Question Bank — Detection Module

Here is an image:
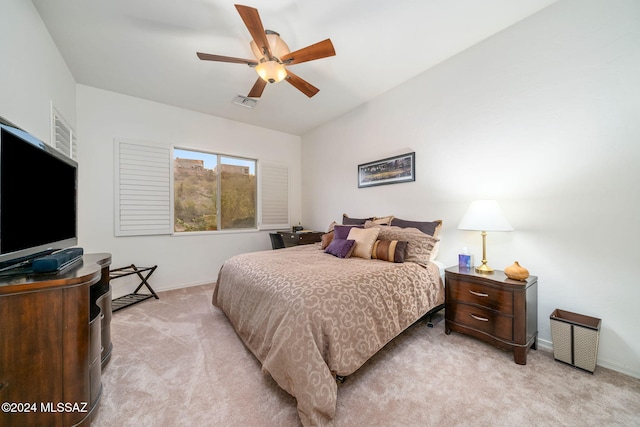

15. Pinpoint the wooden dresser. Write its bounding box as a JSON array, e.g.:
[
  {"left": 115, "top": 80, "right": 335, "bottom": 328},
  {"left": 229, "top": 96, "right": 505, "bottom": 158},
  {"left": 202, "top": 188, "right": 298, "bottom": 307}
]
[
  {"left": 0, "top": 253, "right": 112, "bottom": 427},
  {"left": 445, "top": 266, "right": 538, "bottom": 365}
]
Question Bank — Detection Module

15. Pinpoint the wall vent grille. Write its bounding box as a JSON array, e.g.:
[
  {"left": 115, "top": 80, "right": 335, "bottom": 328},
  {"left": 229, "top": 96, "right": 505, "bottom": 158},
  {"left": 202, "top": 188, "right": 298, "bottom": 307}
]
[{"left": 51, "top": 105, "right": 77, "bottom": 160}]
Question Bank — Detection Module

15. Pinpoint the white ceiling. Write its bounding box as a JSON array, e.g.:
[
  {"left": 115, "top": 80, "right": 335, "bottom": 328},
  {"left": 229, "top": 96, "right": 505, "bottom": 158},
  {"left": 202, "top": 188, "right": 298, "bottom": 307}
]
[{"left": 32, "top": 0, "right": 556, "bottom": 136}]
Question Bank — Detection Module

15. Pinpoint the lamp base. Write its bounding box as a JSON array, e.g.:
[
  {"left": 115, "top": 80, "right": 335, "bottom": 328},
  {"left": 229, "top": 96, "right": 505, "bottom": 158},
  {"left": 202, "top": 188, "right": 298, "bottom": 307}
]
[{"left": 475, "top": 263, "right": 494, "bottom": 274}]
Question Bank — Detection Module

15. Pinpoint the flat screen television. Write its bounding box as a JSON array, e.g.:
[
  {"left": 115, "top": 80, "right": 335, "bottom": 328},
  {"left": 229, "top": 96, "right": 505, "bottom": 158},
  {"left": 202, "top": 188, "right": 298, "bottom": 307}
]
[{"left": 0, "top": 123, "right": 78, "bottom": 270}]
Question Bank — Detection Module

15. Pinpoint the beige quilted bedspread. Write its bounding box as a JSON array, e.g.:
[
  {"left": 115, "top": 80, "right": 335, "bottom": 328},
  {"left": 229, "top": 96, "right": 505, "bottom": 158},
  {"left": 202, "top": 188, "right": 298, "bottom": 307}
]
[{"left": 212, "top": 244, "right": 444, "bottom": 426}]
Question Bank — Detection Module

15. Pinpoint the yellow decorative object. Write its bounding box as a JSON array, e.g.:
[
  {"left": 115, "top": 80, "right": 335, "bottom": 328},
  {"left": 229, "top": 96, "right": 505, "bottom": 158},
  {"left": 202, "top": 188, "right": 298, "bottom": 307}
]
[{"left": 504, "top": 261, "right": 529, "bottom": 281}]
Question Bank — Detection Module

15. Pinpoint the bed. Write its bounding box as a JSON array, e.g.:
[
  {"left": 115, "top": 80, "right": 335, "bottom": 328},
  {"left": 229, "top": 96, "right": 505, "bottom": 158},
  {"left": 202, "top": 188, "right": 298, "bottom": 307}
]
[{"left": 212, "top": 219, "right": 445, "bottom": 426}]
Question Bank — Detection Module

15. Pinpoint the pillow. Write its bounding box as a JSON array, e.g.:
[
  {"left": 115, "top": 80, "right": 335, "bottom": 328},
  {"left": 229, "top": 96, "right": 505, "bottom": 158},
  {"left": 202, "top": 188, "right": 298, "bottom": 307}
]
[
  {"left": 372, "top": 240, "right": 408, "bottom": 263},
  {"left": 365, "top": 224, "right": 438, "bottom": 264},
  {"left": 372, "top": 215, "right": 394, "bottom": 225},
  {"left": 333, "top": 224, "right": 362, "bottom": 240},
  {"left": 429, "top": 240, "right": 441, "bottom": 261},
  {"left": 320, "top": 231, "right": 334, "bottom": 250},
  {"left": 385, "top": 218, "right": 443, "bottom": 260},
  {"left": 390, "top": 217, "right": 442, "bottom": 237},
  {"left": 346, "top": 227, "right": 380, "bottom": 259},
  {"left": 342, "top": 213, "right": 373, "bottom": 225},
  {"left": 325, "top": 239, "right": 356, "bottom": 258}
]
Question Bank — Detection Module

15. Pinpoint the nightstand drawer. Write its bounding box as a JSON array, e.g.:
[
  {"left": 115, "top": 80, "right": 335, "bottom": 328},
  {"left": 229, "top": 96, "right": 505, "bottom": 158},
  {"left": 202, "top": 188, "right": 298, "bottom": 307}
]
[
  {"left": 448, "top": 278, "right": 513, "bottom": 314},
  {"left": 279, "top": 231, "right": 323, "bottom": 247},
  {"left": 449, "top": 303, "right": 513, "bottom": 342}
]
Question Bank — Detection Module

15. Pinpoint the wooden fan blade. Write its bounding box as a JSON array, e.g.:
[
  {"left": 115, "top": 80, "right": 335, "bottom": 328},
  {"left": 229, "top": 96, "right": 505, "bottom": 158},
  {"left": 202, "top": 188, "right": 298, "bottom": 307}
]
[
  {"left": 235, "top": 4, "right": 272, "bottom": 59},
  {"left": 197, "top": 52, "right": 257, "bottom": 66},
  {"left": 248, "top": 77, "right": 267, "bottom": 98},
  {"left": 280, "top": 39, "right": 336, "bottom": 65},
  {"left": 285, "top": 70, "right": 320, "bottom": 98}
]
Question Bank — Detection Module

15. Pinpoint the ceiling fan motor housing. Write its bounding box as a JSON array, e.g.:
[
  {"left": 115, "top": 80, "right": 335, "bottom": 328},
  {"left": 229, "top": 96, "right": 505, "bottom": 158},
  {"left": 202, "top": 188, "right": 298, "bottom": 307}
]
[{"left": 250, "top": 30, "right": 290, "bottom": 61}]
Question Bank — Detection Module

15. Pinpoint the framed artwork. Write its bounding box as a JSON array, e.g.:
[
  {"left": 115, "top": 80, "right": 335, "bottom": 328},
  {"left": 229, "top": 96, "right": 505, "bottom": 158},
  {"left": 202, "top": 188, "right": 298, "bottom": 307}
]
[{"left": 358, "top": 152, "right": 415, "bottom": 188}]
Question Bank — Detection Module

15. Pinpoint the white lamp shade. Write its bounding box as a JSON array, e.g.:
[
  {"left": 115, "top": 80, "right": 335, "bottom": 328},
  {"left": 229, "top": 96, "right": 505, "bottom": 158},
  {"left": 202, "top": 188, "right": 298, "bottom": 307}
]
[{"left": 457, "top": 200, "right": 513, "bottom": 232}]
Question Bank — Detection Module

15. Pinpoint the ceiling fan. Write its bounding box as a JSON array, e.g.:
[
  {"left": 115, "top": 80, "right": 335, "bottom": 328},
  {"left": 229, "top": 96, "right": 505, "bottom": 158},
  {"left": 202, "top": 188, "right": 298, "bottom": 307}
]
[{"left": 197, "top": 4, "right": 336, "bottom": 98}]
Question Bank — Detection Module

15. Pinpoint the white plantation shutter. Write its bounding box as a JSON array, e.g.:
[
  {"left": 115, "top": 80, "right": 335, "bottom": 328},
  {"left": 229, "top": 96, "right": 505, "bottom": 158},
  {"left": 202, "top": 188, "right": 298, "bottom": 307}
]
[
  {"left": 260, "top": 162, "right": 289, "bottom": 230},
  {"left": 115, "top": 139, "right": 173, "bottom": 236}
]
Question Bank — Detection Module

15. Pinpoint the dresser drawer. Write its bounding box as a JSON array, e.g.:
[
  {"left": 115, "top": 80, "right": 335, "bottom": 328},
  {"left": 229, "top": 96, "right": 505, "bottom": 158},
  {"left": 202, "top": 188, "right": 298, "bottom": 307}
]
[
  {"left": 448, "top": 278, "right": 513, "bottom": 314},
  {"left": 449, "top": 302, "right": 513, "bottom": 342}
]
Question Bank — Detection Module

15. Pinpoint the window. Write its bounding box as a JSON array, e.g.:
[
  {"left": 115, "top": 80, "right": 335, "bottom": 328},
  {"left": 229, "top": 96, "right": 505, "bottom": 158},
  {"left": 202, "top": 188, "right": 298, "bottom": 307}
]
[
  {"left": 115, "top": 140, "right": 286, "bottom": 236},
  {"left": 174, "top": 148, "right": 257, "bottom": 232}
]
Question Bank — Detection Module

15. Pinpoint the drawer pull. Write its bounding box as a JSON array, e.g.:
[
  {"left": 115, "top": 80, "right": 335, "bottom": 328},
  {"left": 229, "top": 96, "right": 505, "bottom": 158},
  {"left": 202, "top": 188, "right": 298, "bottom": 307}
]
[
  {"left": 469, "top": 313, "right": 489, "bottom": 322},
  {"left": 469, "top": 289, "right": 489, "bottom": 297}
]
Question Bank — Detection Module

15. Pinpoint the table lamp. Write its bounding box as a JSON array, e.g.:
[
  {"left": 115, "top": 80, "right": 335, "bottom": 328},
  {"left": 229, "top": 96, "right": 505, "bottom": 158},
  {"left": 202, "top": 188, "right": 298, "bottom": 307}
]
[{"left": 457, "top": 200, "right": 513, "bottom": 273}]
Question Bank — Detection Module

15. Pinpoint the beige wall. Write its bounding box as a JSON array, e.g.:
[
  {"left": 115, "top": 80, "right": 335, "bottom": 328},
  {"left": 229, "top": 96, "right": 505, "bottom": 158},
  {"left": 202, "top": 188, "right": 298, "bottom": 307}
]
[
  {"left": 0, "top": 0, "right": 75, "bottom": 141},
  {"left": 76, "top": 85, "right": 302, "bottom": 296},
  {"left": 301, "top": 0, "right": 640, "bottom": 378}
]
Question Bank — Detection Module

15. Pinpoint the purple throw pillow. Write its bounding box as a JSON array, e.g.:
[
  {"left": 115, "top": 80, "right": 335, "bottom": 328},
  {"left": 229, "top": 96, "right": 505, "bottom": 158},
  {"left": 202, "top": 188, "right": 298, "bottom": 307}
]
[
  {"left": 325, "top": 239, "right": 356, "bottom": 258},
  {"left": 333, "top": 225, "right": 362, "bottom": 240}
]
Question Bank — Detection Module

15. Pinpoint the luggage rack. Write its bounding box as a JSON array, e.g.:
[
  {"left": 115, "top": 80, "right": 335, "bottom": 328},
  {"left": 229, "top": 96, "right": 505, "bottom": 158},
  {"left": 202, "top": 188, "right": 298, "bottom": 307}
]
[{"left": 110, "top": 264, "right": 158, "bottom": 312}]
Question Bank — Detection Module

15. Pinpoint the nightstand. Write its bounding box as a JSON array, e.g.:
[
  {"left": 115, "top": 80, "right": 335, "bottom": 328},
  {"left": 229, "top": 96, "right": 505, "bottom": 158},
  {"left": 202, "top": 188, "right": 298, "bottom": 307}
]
[
  {"left": 445, "top": 266, "right": 538, "bottom": 365},
  {"left": 277, "top": 231, "right": 324, "bottom": 247}
]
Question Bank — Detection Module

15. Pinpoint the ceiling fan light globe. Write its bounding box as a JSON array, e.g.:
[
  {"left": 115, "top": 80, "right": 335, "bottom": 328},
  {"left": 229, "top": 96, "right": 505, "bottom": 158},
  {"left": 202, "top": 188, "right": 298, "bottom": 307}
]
[
  {"left": 250, "top": 32, "right": 290, "bottom": 61},
  {"left": 256, "top": 61, "right": 287, "bottom": 83}
]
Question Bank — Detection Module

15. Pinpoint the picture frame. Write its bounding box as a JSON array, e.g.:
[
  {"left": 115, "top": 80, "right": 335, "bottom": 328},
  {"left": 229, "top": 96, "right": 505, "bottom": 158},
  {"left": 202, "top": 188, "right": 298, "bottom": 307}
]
[{"left": 358, "top": 152, "right": 415, "bottom": 188}]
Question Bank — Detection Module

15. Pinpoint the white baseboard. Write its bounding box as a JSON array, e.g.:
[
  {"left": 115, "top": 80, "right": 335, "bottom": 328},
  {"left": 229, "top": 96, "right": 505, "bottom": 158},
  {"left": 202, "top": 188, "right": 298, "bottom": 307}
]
[
  {"left": 156, "top": 280, "right": 214, "bottom": 292},
  {"left": 537, "top": 337, "right": 553, "bottom": 351},
  {"left": 537, "top": 337, "right": 640, "bottom": 379},
  {"left": 111, "top": 279, "right": 214, "bottom": 299},
  {"left": 596, "top": 358, "right": 640, "bottom": 379}
]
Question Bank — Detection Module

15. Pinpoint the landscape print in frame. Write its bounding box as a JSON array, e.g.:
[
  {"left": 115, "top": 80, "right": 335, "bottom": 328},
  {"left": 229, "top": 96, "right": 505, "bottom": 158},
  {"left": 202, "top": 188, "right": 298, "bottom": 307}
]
[{"left": 358, "top": 152, "right": 415, "bottom": 188}]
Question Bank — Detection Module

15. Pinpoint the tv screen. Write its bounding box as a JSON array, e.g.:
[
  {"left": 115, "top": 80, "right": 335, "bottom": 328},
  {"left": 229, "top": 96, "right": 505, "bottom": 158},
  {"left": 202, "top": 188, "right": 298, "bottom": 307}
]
[{"left": 0, "top": 124, "right": 78, "bottom": 268}]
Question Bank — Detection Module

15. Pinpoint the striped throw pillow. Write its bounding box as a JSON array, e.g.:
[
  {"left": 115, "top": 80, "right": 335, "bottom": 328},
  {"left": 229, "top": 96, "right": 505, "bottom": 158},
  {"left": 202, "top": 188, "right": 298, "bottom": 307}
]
[{"left": 371, "top": 240, "right": 408, "bottom": 263}]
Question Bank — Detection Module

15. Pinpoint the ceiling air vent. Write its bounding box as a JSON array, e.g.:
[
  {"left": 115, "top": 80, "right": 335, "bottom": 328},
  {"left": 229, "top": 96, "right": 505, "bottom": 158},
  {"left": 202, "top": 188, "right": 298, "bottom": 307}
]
[{"left": 232, "top": 95, "right": 258, "bottom": 109}]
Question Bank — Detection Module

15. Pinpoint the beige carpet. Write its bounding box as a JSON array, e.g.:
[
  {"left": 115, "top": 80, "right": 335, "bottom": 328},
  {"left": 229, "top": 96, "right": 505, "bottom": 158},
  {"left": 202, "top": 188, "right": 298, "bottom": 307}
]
[{"left": 92, "top": 285, "right": 640, "bottom": 426}]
